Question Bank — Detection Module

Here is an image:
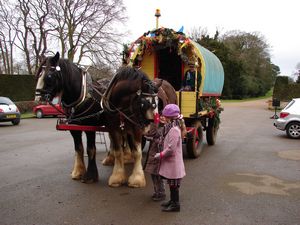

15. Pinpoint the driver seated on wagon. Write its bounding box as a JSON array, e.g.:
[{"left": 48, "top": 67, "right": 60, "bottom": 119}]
[{"left": 181, "top": 63, "right": 201, "bottom": 91}]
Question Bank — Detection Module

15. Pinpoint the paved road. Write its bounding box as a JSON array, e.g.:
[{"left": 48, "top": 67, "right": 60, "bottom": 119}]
[{"left": 0, "top": 99, "right": 299, "bottom": 225}]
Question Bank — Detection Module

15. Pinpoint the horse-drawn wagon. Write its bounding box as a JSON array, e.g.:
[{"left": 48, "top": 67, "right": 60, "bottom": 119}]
[
  {"left": 123, "top": 27, "right": 224, "bottom": 158},
  {"left": 34, "top": 16, "right": 224, "bottom": 188}
]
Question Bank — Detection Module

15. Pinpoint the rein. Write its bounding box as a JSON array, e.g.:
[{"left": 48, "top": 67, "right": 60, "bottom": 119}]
[{"left": 102, "top": 94, "right": 144, "bottom": 129}]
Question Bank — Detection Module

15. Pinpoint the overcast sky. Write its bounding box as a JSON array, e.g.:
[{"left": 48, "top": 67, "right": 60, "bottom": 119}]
[{"left": 122, "top": 0, "right": 300, "bottom": 77}]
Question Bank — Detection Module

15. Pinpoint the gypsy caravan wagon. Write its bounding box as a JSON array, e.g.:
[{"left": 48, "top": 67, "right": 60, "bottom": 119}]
[{"left": 123, "top": 25, "right": 224, "bottom": 158}]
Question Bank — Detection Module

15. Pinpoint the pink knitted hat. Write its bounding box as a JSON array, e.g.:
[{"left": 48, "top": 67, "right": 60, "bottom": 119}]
[{"left": 162, "top": 104, "right": 180, "bottom": 118}]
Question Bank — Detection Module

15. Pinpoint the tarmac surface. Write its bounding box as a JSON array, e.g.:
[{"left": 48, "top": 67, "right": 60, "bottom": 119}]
[{"left": 0, "top": 99, "right": 299, "bottom": 225}]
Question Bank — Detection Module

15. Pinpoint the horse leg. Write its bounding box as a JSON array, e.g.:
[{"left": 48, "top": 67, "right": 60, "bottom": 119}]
[
  {"left": 102, "top": 135, "right": 134, "bottom": 166},
  {"left": 123, "top": 134, "right": 134, "bottom": 164},
  {"left": 108, "top": 133, "right": 127, "bottom": 187},
  {"left": 81, "top": 131, "right": 99, "bottom": 183},
  {"left": 123, "top": 146, "right": 134, "bottom": 164},
  {"left": 127, "top": 136, "right": 146, "bottom": 188},
  {"left": 101, "top": 140, "right": 115, "bottom": 166},
  {"left": 70, "top": 130, "right": 86, "bottom": 180}
]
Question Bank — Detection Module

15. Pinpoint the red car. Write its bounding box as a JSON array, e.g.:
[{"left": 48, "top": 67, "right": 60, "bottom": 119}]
[{"left": 33, "top": 98, "right": 64, "bottom": 118}]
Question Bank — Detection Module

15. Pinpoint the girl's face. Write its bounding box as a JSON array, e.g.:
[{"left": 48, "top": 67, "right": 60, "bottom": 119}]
[
  {"left": 164, "top": 117, "right": 172, "bottom": 123},
  {"left": 159, "top": 115, "right": 167, "bottom": 124}
]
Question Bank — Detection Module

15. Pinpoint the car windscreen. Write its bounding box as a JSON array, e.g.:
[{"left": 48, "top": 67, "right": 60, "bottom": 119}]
[
  {"left": 284, "top": 100, "right": 295, "bottom": 110},
  {"left": 52, "top": 97, "right": 59, "bottom": 104},
  {"left": 0, "top": 97, "right": 13, "bottom": 105}
]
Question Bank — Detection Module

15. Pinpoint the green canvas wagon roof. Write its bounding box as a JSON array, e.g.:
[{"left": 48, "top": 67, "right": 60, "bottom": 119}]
[{"left": 191, "top": 41, "right": 224, "bottom": 96}]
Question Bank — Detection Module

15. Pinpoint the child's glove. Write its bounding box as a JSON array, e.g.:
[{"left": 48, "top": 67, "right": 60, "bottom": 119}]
[
  {"left": 154, "top": 152, "right": 163, "bottom": 159},
  {"left": 154, "top": 153, "right": 160, "bottom": 159}
]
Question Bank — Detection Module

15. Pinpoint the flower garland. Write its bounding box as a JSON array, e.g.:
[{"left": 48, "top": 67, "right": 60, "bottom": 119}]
[{"left": 122, "top": 28, "right": 198, "bottom": 66}]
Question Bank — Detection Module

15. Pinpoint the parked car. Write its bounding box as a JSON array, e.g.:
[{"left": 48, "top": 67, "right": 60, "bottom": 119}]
[
  {"left": 0, "top": 96, "right": 21, "bottom": 125},
  {"left": 33, "top": 97, "right": 64, "bottom": 118},
  {"left": 274, "top": 98, "right": 300, "bottom": 139}
]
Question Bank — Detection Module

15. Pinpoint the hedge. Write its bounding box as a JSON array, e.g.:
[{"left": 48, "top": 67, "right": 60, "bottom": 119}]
[
  {"left": 0, "top": 74, "right": 36, "bottom": 101},
  {"left": 273, "top": 76, "right": 300, "bottom": 101}
]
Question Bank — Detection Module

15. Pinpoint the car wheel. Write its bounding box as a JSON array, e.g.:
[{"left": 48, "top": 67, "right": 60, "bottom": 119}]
[
  {"left": 286, "top": 122, "right": 300, "bottom": 139},
  {"left": 36, "top": 109, "right": 43, "bottom": 118},
  {"left": 12, "top": 118, "right": 20, "bottom": 125}
]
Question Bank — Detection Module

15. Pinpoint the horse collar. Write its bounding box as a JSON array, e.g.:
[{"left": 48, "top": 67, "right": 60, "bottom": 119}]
[{"left": 62, "top": 70, "right": 91, "bottom": 109}]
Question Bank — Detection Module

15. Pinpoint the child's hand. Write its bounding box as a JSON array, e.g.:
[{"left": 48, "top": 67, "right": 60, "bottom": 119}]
[{"left": 154, "top": 153, "right": 160, "bottom": 159}]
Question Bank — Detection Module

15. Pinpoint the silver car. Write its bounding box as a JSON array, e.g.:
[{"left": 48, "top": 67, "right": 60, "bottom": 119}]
[
  {"left": 274, "top": 98, "right": 300, "bottom": 139},
  {"left": 0, "top": 96, "right": 21, "bottom": 125}
]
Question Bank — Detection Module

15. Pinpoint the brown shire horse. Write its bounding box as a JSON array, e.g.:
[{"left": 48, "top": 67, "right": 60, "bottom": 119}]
[
  {"left": 102, "top": 67, "right": 158, "bottom": 187},
  {"left": 35, "top": 52, "right": 108, "bottom": 183},
  {"left": 101, "top": 78, "right": 178, "bottom": 166}
]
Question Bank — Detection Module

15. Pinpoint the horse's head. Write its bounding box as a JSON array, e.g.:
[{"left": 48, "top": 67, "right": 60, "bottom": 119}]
[
  {"left": 139, "top": 76, "right": 158, "bottom": 121},
  {"left": 35, "top": 52, "right": 63, "bottom": 102}
]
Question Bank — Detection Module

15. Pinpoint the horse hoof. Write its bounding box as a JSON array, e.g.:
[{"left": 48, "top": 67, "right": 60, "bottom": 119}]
[
  {"left": 128, "top": 175, "right": 146, "bottom": 188},
  {"left": 108, "top": 174, "right": 126, "bottom": 187},
  {"left": 108, "top": 182, "right": 122, "bottom": 187},
  {"left": 81, "top": 178, "right": 98, "bottom": 184},
  {"left": 102, "top": 157, "right": 114, "bottom": 166},
  {"left": 80, "top": 174, "right": 99, "bottom": 183},
  {"left": 71, "top": 174, "right": 82, "bottom": 180}
]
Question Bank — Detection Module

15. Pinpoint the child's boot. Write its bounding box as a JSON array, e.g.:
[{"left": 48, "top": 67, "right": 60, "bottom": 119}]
[{"left": 162, "top": 187, "right": 180, "bottom": 212}]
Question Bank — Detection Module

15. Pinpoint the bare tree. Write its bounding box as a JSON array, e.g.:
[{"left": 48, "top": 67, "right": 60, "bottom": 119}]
[
  {"left": 0, "top": 1, "right": 17, "bottom": 74},
  {"left": 14, "top": 0, "right": 55, "bottom": 74},
  {"left": 50, "top": 0, "right": 127, "bottom": 66},
  {"left": 188, "top": 26, "right": 208, "bottom": 42},
  {"left": 0, "top": 0, "right": 127, "bottom": 74}
]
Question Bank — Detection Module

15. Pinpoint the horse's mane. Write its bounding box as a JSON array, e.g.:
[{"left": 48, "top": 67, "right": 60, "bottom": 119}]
[
  {"left": 35, "top": 56, "right": 81, "bottom": 79},
  {"left": 114, "top": 66, "right": 150, "bottom": 82},
  {"left": 58, "top": 58, "right": 82, "bottom": 79}
]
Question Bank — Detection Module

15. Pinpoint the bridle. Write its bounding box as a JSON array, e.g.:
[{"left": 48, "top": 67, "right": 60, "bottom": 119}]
[
  {"left": 36, "top": 63, "right": 101, "bottom": 121},
  {"left": 36, "top": 65, "right": 64, "bottom": 103}
]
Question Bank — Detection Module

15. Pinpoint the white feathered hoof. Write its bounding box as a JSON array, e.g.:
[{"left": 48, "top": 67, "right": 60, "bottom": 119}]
[
  {"left": 71, "top": 167, "right": 86, "bottom": 180},
  {"left": 108, "top": 171, "right": 127, "bottom": 187},
  {"left": 128, "top": 172, "right": 146, "bottom": 188}
]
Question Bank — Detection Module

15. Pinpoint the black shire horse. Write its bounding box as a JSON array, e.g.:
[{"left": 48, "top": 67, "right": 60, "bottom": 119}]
[
  {"left": 102, "top": 67, "right": 158, "bottom": 187},
  {"left": 35, "top": 52, "right": 108, "bottom": 183}
]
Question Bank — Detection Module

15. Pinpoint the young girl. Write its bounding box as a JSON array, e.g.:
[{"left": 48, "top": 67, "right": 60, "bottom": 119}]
[
  {"left": 154, "top": 104, "right": 186, "bottom": 212},
  {"left": 144, "top": 116, "right": 167, "bottom": 201}
]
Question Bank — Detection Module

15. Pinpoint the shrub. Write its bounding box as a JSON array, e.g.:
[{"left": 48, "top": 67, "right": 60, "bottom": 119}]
[{"left": 15, "top": 101, "right": 38, "bottom": 113}]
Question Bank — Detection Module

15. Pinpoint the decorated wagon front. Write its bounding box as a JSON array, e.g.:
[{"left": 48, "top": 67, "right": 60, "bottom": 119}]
[{"left": 123, "top": 17, "right": 224, "bottom": 158}]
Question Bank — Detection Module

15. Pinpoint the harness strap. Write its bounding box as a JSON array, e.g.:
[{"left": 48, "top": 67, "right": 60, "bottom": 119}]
[{"left": 62, "top": 70, "right": 89, "bottom": 109}]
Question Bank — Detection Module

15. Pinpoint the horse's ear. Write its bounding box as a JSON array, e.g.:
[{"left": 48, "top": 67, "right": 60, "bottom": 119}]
[
  {"left": 39, "top": 54, "right": 46, "bottom": 64},
  {"left": 153, "top": 78, "right": 163, "bottom": 88},
  {"left": 51, "top": 52, "right": 60, "bottom": 64}
]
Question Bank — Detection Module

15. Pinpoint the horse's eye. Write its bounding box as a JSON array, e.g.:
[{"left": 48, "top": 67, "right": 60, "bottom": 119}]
[
  {"left": 45, "top": 74, "right": 53, "bottom": 84},
  {"left": 46, "top": 74, "right": 52, "bottom": 80}
]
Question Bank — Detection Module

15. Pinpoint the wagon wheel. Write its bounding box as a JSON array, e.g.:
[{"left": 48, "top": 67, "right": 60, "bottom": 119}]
[
  {"left": 186, "top": 121, "right": 204, "bottom": 158},
  {"left": 206, "top": 117, "right": 219, "bottom": 145}
]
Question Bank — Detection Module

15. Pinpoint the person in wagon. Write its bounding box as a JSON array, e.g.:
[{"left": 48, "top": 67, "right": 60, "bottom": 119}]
[
  {"left": 154, "top": 104, "right": 186, "bottom": 212},
  {"left": 182, "top": 63, "right": 201, "bottom": 91}
]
